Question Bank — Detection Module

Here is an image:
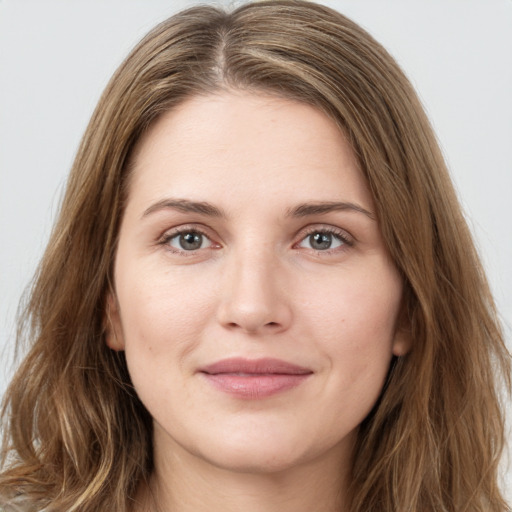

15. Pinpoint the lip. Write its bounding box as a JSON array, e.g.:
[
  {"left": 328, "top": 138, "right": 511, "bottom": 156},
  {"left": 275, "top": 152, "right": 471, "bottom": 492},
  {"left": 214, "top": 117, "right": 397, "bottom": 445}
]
[{"left": 199, "top": 357, "right": 313, "bottom": 399}]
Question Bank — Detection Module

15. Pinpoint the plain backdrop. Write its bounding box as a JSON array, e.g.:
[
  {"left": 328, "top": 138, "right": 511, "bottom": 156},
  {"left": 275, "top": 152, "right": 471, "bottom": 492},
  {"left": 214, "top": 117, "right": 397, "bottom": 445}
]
[{"left": 1, "top": 0, "right": 511, "bottom": 499}]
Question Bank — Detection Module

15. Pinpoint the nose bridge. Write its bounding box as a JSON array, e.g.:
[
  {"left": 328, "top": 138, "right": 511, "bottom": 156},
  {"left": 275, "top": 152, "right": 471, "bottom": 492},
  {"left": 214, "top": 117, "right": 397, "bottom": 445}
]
[
  {"left": 233, "top": 242, "right": 276, "bottom": 301},
  {"left": 217, "top": 240, "right": 290, "bottom": 333}
]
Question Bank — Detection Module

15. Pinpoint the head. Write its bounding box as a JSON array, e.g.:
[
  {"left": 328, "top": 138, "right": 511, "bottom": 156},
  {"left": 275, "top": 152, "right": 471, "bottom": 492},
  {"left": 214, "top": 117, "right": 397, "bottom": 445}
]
[{"left": 1, "top": 1, "right": 509, "bottom": 511}]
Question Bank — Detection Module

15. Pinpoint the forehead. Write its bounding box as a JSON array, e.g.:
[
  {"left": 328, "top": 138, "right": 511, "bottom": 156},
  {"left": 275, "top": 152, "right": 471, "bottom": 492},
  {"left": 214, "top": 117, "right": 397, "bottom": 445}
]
[{"left": 126, "top": 91, "right": 373, "bottom": 215}]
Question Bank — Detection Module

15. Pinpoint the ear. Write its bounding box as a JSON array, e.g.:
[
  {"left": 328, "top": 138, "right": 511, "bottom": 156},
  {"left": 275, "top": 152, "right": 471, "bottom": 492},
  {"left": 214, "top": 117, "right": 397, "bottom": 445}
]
[
  {"left": 392, "top": 299, "right": 412, "bottom": 357},
  {"left": 104, "top": 292, "right": 125, "bottom": 351},
  {"left": 392, "top": 326, "right": 411, "bottom": 357}
]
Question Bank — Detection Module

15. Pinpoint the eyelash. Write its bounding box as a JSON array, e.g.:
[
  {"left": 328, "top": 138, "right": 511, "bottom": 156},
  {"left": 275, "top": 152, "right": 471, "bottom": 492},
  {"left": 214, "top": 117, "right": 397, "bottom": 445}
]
[
  {"left": 296, "top": 226, "right": 353, "bottom": 254},
  {"left": 158, "top": 225, "right": 216, "bottom": 256},
  {"left": 157, "top": 225, "right": 354, "bottom": 256}
]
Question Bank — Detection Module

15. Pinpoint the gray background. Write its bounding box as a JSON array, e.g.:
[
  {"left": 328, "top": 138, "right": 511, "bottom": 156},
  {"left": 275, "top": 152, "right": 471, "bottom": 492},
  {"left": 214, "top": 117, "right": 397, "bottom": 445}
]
[{"left": 1, "top": 0, "right": 511, "bottom": 499}]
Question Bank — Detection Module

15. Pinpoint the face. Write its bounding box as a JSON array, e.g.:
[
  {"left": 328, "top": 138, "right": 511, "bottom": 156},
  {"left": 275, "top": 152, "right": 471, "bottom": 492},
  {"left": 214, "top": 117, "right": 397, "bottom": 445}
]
[{"left": 108, "top": 91, "right": 409, "bottom": 475}]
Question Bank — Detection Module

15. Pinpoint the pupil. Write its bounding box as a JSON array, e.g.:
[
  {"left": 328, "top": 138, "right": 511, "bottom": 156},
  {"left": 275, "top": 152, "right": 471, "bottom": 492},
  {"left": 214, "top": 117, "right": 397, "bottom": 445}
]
[
  {"left": 311, "top": 232, "right": 332, "bottom": 250},
  {"left": 180, "top": 232, "right": 202, "bottom": 250}
]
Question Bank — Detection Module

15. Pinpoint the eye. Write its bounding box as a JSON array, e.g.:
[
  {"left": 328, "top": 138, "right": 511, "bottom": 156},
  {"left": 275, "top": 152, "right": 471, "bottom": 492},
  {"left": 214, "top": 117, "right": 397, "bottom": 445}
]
[
  {"left": 165, "top": 230, "right": 213, "bottom": 251},
  {"left": 297, "top": 228, "right": 351, "bottom": 252}
]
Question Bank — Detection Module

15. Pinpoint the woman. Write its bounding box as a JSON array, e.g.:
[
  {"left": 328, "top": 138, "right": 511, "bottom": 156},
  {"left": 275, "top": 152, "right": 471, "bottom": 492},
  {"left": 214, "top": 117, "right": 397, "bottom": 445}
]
[{"left": 1, "top": 1, "right": 510, "bottom": 511}]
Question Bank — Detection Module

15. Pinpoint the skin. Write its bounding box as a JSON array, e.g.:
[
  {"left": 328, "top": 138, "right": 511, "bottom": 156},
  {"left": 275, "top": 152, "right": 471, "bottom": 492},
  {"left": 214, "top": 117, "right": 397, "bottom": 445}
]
[{"left": 107, "top": 91, "right": 410, "bottom": 512}]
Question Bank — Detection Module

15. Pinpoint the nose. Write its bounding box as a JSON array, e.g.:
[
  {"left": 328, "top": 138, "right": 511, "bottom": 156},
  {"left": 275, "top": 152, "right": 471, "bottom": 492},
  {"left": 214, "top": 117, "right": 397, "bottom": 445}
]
[{"left": 216, "top": 248, "right": 292, "bottom": 335}]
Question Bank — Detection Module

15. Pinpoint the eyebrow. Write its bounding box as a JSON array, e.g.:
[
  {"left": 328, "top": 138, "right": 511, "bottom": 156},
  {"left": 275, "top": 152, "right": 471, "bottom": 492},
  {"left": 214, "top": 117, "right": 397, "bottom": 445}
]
[
  {"left": 287, "top": 201, "right": 375, "bottom": 220},
  {"left": 142, "top": 199, "right": 226, "bottom": 219},
  {"left": 141, "top": 198, "right": 374, "bottom": 221}
]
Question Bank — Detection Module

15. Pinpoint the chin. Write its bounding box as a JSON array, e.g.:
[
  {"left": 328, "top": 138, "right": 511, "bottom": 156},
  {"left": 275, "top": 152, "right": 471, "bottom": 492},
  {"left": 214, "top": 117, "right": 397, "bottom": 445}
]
[
  {"left": 200, "top": 442, "right": 308, "bottom": 475},
  {"left": 187, "top": 423, "right": 348, "bottom": 476}
]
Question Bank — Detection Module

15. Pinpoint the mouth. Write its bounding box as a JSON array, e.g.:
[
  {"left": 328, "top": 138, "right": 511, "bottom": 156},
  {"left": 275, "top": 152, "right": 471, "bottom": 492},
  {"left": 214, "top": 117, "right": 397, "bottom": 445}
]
[{"left": 199, "top": 357, "right": 313, "bottom": 399}]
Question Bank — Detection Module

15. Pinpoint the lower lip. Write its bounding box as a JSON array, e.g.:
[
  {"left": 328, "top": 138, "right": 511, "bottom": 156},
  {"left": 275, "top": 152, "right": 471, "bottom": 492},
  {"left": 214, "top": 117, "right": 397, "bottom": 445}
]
[{"left": 201, "top": 373, "right": 311, "bottom": 399}]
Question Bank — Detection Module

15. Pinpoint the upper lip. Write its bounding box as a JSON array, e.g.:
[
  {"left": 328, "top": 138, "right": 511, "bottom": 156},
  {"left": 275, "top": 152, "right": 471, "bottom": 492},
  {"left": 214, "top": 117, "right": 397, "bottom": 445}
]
[{"left": 200, "top": 357, "right": 313, "bottom": 375}]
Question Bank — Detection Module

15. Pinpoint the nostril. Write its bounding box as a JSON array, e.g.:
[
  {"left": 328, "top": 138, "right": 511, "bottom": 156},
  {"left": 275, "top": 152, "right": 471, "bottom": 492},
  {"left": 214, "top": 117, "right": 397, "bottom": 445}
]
[{"left": 224, "top": 320, "right": 281, "bottom": 333}]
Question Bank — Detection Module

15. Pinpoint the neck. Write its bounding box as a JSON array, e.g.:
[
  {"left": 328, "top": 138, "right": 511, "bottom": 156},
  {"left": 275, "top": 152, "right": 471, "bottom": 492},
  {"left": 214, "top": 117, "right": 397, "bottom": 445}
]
[{"left": 136, "top": 430, "right": 353, "bottom": 512}]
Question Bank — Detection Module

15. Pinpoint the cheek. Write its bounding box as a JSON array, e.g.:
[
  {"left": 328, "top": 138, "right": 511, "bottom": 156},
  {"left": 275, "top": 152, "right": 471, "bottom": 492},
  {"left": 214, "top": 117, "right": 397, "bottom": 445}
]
[
  {"left": 302, "top": 266, "right": 401, "bottom": 342},
  {"left": 115, "top": 267, "right": 216, "bottom": 378},
  {"left": 299, "top": 264, "right": 402, "bottom": 384},
  {"left": 116, "top": 280, "right": 215, "bottom": 419}
]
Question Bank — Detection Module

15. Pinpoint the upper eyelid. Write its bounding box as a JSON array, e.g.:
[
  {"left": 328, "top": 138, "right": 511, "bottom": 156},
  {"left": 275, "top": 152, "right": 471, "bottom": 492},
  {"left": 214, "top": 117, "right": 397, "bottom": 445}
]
[
  {"left": 159, "top": 223, "right": 215, "bottom": 241},
  {"left": 295, "top": 224, "right": 354, "bottom": 242}
]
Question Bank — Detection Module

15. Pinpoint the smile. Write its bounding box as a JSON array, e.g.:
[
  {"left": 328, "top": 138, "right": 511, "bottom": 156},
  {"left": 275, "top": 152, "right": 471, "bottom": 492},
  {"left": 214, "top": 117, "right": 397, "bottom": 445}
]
[{"left": 199, "top": 357, "right": 313, "bottom": 399}]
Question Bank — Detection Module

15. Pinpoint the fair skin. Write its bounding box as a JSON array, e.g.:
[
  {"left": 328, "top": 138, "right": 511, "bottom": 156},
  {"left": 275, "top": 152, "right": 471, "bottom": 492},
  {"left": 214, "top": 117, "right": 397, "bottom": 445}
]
[{"left": 107, "top": 91, "right": 409, "bottom": 512}]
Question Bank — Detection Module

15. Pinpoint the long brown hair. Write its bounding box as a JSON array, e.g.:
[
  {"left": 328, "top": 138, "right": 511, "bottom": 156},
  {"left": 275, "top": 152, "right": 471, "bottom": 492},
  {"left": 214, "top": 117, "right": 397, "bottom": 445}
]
[{"left": 1, "top": 1, "right": 510, "bottom": 510}]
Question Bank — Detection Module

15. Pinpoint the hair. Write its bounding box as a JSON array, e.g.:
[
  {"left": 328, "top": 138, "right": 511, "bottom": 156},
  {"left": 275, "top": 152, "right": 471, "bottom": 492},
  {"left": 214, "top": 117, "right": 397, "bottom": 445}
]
[{"left": 1, "top": 1, "right": 510, "bottom": 511}]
